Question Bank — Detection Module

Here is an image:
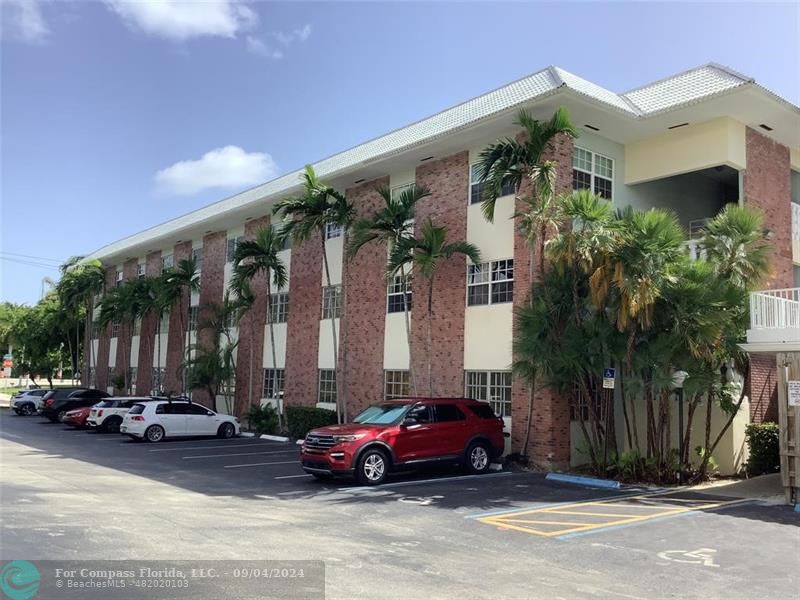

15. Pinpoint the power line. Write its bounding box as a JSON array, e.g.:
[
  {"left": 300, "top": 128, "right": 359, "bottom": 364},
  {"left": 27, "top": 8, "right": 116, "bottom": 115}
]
[
  {"left": 0, "top": 256, "right": 60, "bottom": 270},
  {"left": 0, "top": 252, "right": 63, "bottom": 264}
]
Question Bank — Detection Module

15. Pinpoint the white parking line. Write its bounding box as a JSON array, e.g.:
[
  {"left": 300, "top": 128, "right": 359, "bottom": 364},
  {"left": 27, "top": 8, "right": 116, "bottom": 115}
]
[
  {"left": 183, "top": 450, "right": 294, "bottom": 460},
  {"left": 342, "top": 471, "right": 511, "bottom": 492},
  {"left": 223, "top": 460, "right": 297, "bottom": 469},
  {"left": 275, "top": 474, "right": 312, "bottom": 480},
  {"left": 151, "top": 442, "right": 281, "bottom": 453}
]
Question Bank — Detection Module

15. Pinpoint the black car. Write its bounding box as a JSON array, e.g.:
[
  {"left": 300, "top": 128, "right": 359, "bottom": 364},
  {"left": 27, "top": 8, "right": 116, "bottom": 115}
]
[{"left": 39, "top": 388, "right": 110, "bottom": 422}]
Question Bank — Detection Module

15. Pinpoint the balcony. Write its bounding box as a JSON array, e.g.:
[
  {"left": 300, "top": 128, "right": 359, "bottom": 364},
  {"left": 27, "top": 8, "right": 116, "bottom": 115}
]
[{"left": 745, "top": 288, "right": 800, "bottom": 350}]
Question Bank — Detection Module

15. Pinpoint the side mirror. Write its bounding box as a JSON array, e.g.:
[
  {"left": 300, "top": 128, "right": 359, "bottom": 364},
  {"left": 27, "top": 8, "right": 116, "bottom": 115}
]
[
  {"left": 402, "top": 416, "right": 417, "bottom": 427},
  {"left": 206, "top": 411, "right": 214, "bottom": 416}
]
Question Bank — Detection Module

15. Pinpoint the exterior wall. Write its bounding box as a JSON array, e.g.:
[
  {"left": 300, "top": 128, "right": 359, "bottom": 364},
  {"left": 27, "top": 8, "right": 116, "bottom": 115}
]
[
  {"left": 234, "top": 216, "right": 271, "bottom": 416},
  {"left": 134, "top": 251, "right": 162, "bottom": 395},
  {"left": 193, "top": 232, "right": 226, "bottom": 407},
  {"left": 412, "top": 151, "right": 469, "bottom": 397},
  {"left": 113, "top": 259, "right": 138, "bottom": 388},
  {"left": 284, "top": 237, "right": 322, "bottom": 407},
  {"left": 511, "top": 132, "right": 573, "bottom": 468},
  {"left": 624, "top": 117, "right": 746, "bottom": 184},
  {"left": 744, "top": 128, "right": 793, "bottom": 423},
  {"left": 341, "top": 177, "right": 389, "bottom": 419},
  {"left": 93, "top": 267, "right": 117, "bottom": 391},
  {"left": 164, "top": 241, "right": 192, "bottom": 395}
]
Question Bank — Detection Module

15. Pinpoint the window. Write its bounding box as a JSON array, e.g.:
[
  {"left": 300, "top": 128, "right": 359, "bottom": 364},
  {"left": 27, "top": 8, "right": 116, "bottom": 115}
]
[
  {"left": 325, "top": 222, "right": 343, "bottom": 240},
  {"left": 88, "top": 367, "right": 97, "bottom": 388},
  {"left": 161, "top": 254, "right": 173, "bottom": 273},
  {"left": 158, "top": 312, "right": 170, "bottom": 334},
  {"left": 106, "top": 366, "right": 115, "bottom": 384},
  {"left": 318, "top": 369, "right": 337, "bottom": 404},
  {"left": 465, "top": 370, "right": 512, "bottom": 417},
  {"left": 436, "top": 404, "right": 466, "bottom": 422},
  {"left": 321, "top": 285, "right": 341, "bottom": 319},
  {"left": 572, "top": 147, "right": 613, "bottom": 200},
  {"left": 272, "top": 224, "right": 291, "bottom": 251},
  {"left": 467, "top": 403, "right": 498, "bottom": 420},
  {"left": 192, "top": 248, "right": 203, "bottom": 272},
  {"left": 390, "top": 183, "right": 414, "bottom": 202},
  {"left": 387, "top": 275, "right": 412, "bottom": 313},
  {"left": 115, "top": 270, "right": 123, "bottom": 287},
  {"left": 188, "top": 404, "right": 212, "bottom": 415},
  {"left": 91, "top": 321, "right": 100, "bottom": 340},
  {"left": 133, "top": 318, "right": 142, "bottom": 336},
  {"left": 384, "top": 370, "right": 410, "bottom": 399},
  {"left": 571, "top": 382, "right": 611, "bottom": 422},
  {"left": 262, "top": 368, "right": 285, "bottom": 399},
  {"left": 137, "top": 263, "right": 145, "bottom": 279},
  {"left": 226, "top": 236, "right": 244, "bottom": 263},
  {"left": 111, "top": 320, "right": 121, "bottom": 338},
  {"left": 269, "top": 292, "right": 289, "bottom": 323},
  {"left": 151, "top": 367, "right": 166, "bottom": 394},
  {"left": 129, "top": 367, "right": 137, "bottom": 389},
  {"left": 467, "top": 259, "right": 514, "bottom": 306},
  {"left": 188, "top": 306, "right": 199, "bottom": 332},
  {"left": 470, "top": 163, "right": 515, "bottom": 205},
  {"left": 407, "top": 404, "right": 432, "bottom": 423}
]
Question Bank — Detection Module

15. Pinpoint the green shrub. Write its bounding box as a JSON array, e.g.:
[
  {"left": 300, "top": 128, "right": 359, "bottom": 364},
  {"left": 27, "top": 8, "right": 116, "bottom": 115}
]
[
  {"left": 286, "top": 406, "right": 337, "bottom": 440},
  {"left": 246, "top": 404, "right": 279, "bottom": 435},
  {"left": 745, "top": 422, "right": 780, "bottom": 476}
]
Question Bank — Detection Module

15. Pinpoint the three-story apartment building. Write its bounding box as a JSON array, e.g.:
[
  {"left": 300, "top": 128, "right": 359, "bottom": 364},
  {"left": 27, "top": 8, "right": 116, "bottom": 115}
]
[{"left": 84, "top": 63, "right": 800, "bottom": 468}]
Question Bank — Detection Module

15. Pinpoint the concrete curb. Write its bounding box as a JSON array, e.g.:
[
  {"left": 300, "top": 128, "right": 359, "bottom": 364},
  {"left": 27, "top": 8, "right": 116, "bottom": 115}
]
[
  {"left": 546, "top": 472, "right": 622, "bottom": 489},
  {"left": 240, "top": 432, "right": 256, "bottom": 438},
  {"left": 260, "top": 434, "right": 290, "bottom": 443}
]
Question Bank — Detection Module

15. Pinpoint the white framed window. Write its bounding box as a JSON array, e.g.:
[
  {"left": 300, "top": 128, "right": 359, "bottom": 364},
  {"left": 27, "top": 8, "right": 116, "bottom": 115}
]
[
  {"left": 129, "top": 367, "right": 138, "bottom": 389},
  {"left": 387, "top": 275, "right": 412, "bottom": 314},
  {"left": 161, "top": 254, "right": 173, "bottom": 273},
  {"left": 572, "top": 147, "right": 613, "bottom": 200},
  {"left": 321, "top": 285, "right": 341, "bottom": 320},
  {"left": 192, "top": 248, "right": 203, "bottom": 272},
  {"left": 384, "top": 370, "right": 410, "bottom": 399},
  {"left": 132, "top": 318, "right": 142, "bottom": 336},
  {"left": 151, "top": 367, "right": 166, "bottom": 394},
  {"left": 272, "top": 224, "right": 291, "bottom": 251},
  {"left": 470, "top": 163, "right": 515, "bottom": 205},
  {"left": 262, "top": 368, "right": 285, "bottom": 399},
  {"left": 467, "top": 259, "right": 514, "bottom": 306},
  {"left": 325, "top": 222, "right": 343, "bottom": 240},
  {"left": 158, "top": 312, "right": 170, "bottom": 334},
  {"left": 226, "top": 236, "right": 244, "bottom": 263},
  {"left": 224, "top": 309, "right": 237, "bottom": 330},
  {"left": 318, "top": 369, "right": 337, "bottom": 404},
  {"left": 115, "top": 270, "right": 123, "bottom": 287},
  {"left": 269, "top": 292, "right": 289, "bottom": 324},
  {"left": 137, "top": 263, "right": 145, "bottom": 279},
  {"left": 90, "top": 320, "right": 100, "bottom": 340},
  {"left": 390, "top": 182, "right": 414, "bottom": 202},
  {"left": 88, "top": 367, "right": 97, "bottom": 388},
  {"left": 188, "top": 306, "right": 198, "bottom": 332},
  {"left": 465, "top": 370, "right": 512, "bottom": 417},
  {"left": 111, "top": 320, "right": 121, "bottom": 338}
]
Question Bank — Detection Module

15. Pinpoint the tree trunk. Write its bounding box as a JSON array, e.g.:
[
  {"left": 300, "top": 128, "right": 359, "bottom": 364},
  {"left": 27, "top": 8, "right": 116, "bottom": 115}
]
[
  {"left": 155, "top": 312, "right": 162, "bottom": 394},
  {"left": 399, "top": 264, "right": 417, "bottom": 395},
  {"left": 619, "top": 369, "right": 632, "bottom": 451},
  {"left": 426, "top": 274, "right": 435, "bottom": 398},
  {"left": 320, "top": 234, "right": 342, "bottom": 423},
  {"left": 339, "top": 229, "right": 350, "bottom": 423}
]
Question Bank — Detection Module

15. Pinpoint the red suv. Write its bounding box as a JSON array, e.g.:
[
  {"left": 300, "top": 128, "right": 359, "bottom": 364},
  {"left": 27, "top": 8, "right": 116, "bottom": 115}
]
[{"left": 300, "top": 398, "right": 505, "bottom": 485}]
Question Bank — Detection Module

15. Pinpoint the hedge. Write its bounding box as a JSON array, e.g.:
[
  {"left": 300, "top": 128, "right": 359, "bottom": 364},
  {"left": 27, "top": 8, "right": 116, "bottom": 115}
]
[
  {"left": 286, "top": 406, "right": 337, "bottom": 440},
  {"left": 246, "top": 404, "right": 279, "bottom": 435},
  {"left": 744, "top": 422, "right": 780, "bottom": 476}
]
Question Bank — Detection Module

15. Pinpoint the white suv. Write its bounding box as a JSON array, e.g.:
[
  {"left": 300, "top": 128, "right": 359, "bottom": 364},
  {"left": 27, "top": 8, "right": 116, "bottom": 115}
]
[
  {"left": 87, "top": 398, "right": 150, "bottom": 433},
  {"left": 11, "top": 389, "right": 50, "bottom": 416},
  {"left": 121, "top": 400, "right": 240, "bottom": 442}
]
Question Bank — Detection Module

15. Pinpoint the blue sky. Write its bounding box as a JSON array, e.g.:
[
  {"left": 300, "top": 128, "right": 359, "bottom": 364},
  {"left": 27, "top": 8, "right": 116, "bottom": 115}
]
[{"left": 1, "top": 1, "right": 798, "bottom": 305}]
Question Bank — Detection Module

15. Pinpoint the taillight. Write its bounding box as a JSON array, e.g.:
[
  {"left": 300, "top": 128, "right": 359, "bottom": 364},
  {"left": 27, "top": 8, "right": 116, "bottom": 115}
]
[
  {"left": 97, "top": 410, "right": 104, "bottom": 417},
  {"left": 131, "top": 416, "right": 145, "bottom": 421},
  {"left": 46, "top": 399, "right": 54, "bottom": 407}
]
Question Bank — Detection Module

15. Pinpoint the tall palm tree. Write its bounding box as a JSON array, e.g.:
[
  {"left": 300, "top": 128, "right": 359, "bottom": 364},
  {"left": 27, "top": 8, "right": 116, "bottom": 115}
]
[
  {"left": 274, "top": 165, "right": 354, "bottom": 422},
  {"left": 703, "top": 204, "right": 771, "bottom": 289},
  {"left": 388, "top": 218, "right": 481, "bottom": 397},
  {"left": 348, "top": 184, "right": 430, "bottom": 395},
  {"left": 61, "top": 259, "right": 105, "bottom": 387},
  {"left": 475, "top": 107, "right": 577, "bottom": 223},
  {"left": 231, "top": 226, "right": 288, "bottom": 419},
  {"left": 164, "top": 257, "right": 199, "bottom": 393}
]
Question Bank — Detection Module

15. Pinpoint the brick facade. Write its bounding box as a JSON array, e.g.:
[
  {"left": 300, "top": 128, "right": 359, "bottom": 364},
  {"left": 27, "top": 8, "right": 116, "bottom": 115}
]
[
  {"left": 510, "top": 132, "right": 574, "bottom": 468},
  {"left": 93, "top": 267, "right": 117, "bottom": 391},
  {"left": 113, "top": 259, "right": 138, "bottom": 389},
  {"left": 412, "top": 152, "right": 469, "bottom": 397},
  {"left": 193, "top": 232, "right": 226, "bottom": 407},
  {"left": 164, "top": 241, "right": 192, "bottom": 395},
  {"left": 234, "top": 216, "right": 271, "bottom": 416},
  {"left": 341, "top": 177, "right": 390, "bottom": 419},
  {"left": 284, "top": 237, "right": 323, "bottom": 408},
  {"left": 743, "top": 127, "right": 793, "bottom": 423},
  {"left": 134, "top": 251, "right": 163, "bottom": 395}
]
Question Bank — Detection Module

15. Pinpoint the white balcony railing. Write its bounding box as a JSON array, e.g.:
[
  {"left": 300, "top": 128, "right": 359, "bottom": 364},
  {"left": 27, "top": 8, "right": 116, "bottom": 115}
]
[
  {"left": 750, "top": 288, "right": 800, "bottom": 330},
  {"left": 685, "top": 238, "right": 705, "bottom": 261}
]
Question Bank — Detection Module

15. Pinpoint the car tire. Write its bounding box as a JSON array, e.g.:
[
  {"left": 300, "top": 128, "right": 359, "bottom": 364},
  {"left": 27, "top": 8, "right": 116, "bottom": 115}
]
[
  {"left": 464, "top": 440, "right": 492, "bottom": 474},
  {"left": 217, "top": 423, "right": 235, "bottom": 439},
  {"left": 103, "top": 416, "right": 122, "bottom": 434},
  {"left": 20, "top": 403, "right": 36, "bottom": 416},
  {"left": 57, "top": 410, "right": 68, "bottom": 423},
  {"left": 144, "top": 425, "right": 165, "bottom": 443},
  {"left": 355, "top": 448, "right": 389, "bottom": 486}
]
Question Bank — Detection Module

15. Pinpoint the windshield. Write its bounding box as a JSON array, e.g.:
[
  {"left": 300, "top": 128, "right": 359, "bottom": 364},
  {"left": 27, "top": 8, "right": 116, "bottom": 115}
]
[
  {"left": 353, "top": 403, "right": 411, "bottom": 425},
  {"left": 95, "top": 400, "right": 115, "bottom": 408}
]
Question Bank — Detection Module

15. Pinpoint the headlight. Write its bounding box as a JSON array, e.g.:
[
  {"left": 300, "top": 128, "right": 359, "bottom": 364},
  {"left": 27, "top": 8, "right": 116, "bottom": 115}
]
[{"left": 333, "top": 434, "right": 366, "bottom": 443}]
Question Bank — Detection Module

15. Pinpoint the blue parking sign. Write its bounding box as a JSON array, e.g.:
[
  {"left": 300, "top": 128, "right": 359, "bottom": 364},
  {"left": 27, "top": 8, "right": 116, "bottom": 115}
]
[{"left": 604, "top": 368, "right": 615, "bottom": 379}]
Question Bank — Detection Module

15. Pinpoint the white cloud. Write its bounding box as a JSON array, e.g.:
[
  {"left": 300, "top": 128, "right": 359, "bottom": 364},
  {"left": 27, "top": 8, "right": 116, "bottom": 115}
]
[
  {"left": 155, "top": 146, "right": 278, "bottom": 196},
  {"left": 104, "top": 0, "right": 257, "bottom": 41},
  {"left": 245, "top": 35, "right": 283, "bottom": 60},
  {"left": 2, "top": 0, "right": 50, "bottom": 43},
  {"left": 274, "top": 23, "right": 312, "bottom": 45}
]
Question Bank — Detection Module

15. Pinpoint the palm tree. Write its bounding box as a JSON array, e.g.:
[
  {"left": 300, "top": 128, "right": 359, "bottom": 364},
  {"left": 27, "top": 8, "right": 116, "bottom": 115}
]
[
  {"left": 475, "top": 107, "right": 577, "bottom": 222},
  {"left": 348, "top": 184, "right": 429, "bottom": 395},
  {"left": 388, "top": 218, "right": 481, "bottom": 397},
  {"left": 274, "top": 165, "right": 354, "bottom": 422},
  {"left": 61, "top": 259, "right": 105, "bottom": 387},
  {"left": 703, "top": 204, "right": 771, "bottom": 289},
  {"left": 56, "top": 256, "right": 85, "bottom": 383},
  {"left": 164, "top": 257, "right": 199, "bottom": 393},
  {"left": 231, "top": 226, "right": 288, "bottom": 419}
]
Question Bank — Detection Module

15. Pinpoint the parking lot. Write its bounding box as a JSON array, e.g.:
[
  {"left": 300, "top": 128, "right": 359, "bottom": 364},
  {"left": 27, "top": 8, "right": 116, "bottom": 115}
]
[{"left": 2, "top": 408, "right": 799, "bottom": 599}]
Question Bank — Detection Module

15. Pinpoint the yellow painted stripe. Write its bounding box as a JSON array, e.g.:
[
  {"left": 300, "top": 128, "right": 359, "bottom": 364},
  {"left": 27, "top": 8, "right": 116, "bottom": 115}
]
[
  {"left": 498, "top": 518, "right": 596, "bottom": 527},
  {"left": 540, "top": 510, "right": 677, "bottom": 518}
]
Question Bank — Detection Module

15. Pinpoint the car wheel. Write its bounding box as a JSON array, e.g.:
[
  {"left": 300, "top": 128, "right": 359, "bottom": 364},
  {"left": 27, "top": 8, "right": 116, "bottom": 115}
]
[
  {"left": 464, "top": 441, "right": 491, "bottom": 474},
  {"left": 144, "top": 425, "right": 165, "bottom": 443},
  {"left": 103, "top": 416, "right": 122, "bottom": 434},
  {"left": 356, "top": 448, "right": 389, "bottom": 486},
  {"left": 217, "top": 422, "right": 235, "bottom": 439},
  {"left": 20, "top": 404, "right": 36, "bottom": 416},
  {"left": 57, "top": 410, "right": 68, "bottom": 423}
]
